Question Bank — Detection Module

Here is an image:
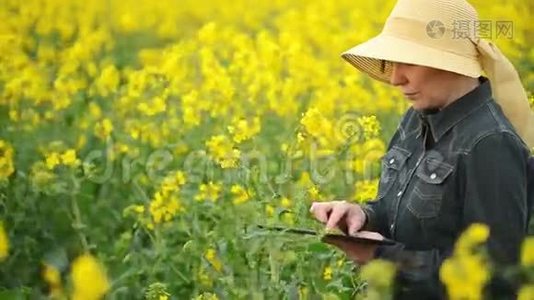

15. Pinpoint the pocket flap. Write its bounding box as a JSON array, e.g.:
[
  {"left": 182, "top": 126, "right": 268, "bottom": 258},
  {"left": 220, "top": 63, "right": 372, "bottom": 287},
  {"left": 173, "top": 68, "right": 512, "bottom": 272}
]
[
  {"left": 382, "top": 146, "right": 411, "bottom": 171},
  {"left": 416, "top": 158, "right": 454, "bottom": 184}
]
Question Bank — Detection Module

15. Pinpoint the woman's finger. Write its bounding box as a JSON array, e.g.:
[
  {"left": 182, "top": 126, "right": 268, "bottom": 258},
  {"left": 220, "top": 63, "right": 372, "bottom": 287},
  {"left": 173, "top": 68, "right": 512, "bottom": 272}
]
[
  {"left": 352, "top": 231, "right": 384, "bottom": 240},
  {"left": 309, "top": 202, "right": 332, "bottom": 223},
  {"left": 325, "top": 203, "right": 348, "bottom": 230},
  {"left": 346, "top": 206, "right": 365, "bottom": 235}
]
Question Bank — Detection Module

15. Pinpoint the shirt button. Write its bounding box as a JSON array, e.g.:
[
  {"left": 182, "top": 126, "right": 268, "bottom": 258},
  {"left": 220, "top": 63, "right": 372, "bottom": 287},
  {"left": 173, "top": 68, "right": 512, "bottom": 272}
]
[
  {"left": 397, "top": 191, "right": 403, "bottom": 197},
  {"left": 389, "top": 158, "right": 395, "bottom": 164},
  {"left": 390, "top": 223, "right": 395, "bottom": 231},
  {"left": 430, "top": 173, "right": 437, "bottom": 180}
]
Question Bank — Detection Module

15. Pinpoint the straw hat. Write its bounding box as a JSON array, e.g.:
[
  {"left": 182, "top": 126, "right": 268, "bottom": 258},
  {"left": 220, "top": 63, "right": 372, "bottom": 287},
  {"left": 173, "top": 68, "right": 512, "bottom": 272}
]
[{"left": 341, "top": 0, "right": 534, "bottom": 148}]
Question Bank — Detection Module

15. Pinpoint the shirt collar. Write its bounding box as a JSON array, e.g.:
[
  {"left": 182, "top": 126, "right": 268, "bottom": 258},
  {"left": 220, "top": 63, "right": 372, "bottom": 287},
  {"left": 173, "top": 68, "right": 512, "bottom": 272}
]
[{"left": 416, "top": 76, "right": 492, "bottom": 142}]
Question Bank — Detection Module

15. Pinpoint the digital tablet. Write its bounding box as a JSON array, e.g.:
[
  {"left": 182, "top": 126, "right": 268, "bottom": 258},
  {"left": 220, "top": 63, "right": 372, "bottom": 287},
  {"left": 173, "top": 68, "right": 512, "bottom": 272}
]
[{"left": 256, "top": 225, "right": 396, "bottom": 246}]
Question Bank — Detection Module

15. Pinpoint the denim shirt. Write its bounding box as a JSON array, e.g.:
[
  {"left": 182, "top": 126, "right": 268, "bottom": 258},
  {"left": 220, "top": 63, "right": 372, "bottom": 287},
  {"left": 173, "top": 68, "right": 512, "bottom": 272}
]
[{"left": 363, "top": 77, "right": 532, "bottom": 299}]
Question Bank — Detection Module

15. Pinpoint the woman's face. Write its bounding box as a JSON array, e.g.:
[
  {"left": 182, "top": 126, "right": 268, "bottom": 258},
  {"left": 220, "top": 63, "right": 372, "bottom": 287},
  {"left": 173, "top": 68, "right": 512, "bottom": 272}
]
[{"left": 389, "top": 62, "right": 464, "bottom": 111}]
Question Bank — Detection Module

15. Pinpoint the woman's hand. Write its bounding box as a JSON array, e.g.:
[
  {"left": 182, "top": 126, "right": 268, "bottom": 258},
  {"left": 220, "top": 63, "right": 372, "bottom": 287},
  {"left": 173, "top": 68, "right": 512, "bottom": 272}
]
[
  {"left": 309, "top": 200, "right": 367, "bottom": 235},
  {"left": 309, "top": 201, "right": 382, "bottom": 264}
]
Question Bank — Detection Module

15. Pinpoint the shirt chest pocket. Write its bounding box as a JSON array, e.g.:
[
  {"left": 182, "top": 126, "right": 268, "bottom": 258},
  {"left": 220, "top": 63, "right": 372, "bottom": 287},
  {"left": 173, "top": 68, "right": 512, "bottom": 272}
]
[
  {"left": 377, "top": 146, "right": 411, "bottom": 200},
  {"left": 407, "top": 157, "right": 454, "bottom": 219}
]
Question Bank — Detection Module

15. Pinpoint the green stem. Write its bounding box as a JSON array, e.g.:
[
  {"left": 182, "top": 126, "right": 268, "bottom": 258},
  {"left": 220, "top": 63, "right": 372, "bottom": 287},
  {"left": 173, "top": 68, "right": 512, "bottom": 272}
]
[{"left": 70, "top": 193, "right": 89, "bottom": 252}]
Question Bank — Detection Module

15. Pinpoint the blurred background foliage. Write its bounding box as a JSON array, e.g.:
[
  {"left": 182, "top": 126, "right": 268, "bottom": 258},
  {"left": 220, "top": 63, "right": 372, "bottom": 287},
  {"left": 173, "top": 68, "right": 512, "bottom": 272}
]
[{"left": 0, "top": 0, "right": 532, "bottom": 298}]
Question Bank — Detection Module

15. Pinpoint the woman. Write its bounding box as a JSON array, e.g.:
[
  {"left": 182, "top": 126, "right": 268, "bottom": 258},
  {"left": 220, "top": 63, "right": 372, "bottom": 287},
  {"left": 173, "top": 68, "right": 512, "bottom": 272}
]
[{"left": 309, "top": 0, "right": 534, "bottom": 298}]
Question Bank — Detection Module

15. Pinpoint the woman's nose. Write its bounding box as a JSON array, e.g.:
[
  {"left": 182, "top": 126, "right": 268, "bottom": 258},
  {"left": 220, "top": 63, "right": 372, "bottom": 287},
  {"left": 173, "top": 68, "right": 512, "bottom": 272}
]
[{"left": 389, "top": 62, "right": 407, "bottom": 86}]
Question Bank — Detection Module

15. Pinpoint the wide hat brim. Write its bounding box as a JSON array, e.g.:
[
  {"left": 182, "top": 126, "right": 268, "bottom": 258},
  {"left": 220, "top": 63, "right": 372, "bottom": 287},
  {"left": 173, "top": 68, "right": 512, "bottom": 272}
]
[{"left": 341, "top": 33, "right": 483, "bottom": 84}]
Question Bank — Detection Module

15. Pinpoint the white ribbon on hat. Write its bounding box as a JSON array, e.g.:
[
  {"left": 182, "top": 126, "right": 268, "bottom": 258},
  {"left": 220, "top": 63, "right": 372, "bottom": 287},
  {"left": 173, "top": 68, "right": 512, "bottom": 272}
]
[{"left": 475, "top": 39, "right": 534, "bottom": 149}]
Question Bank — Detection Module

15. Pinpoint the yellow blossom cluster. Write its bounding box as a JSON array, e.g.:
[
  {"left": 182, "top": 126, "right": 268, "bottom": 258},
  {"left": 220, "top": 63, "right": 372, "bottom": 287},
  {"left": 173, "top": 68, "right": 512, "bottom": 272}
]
[
  {"left": 0, "top": 221, "right": 8, "bottom": 261},
  {"left": 44, "top": 149, "right": 81, "bottom": 170},
  {"left": 206, "top": 135, "right": 241, "bottom": 169},
  {"left": 323, "top": 266, "right": 333, "bottom": 281},
  {"left": 521, "top": 237, "right": 534, "bottom": 266},
  {"left": 440, "top": 223, "right": 491, "bottom": 300},
  {"left": 204, "top": 248, "right": 223, "bottom": 272},
  {"left": 148, "top": 171, "right": 186, "bottom": 226},
  {"left": 353, "top": 179, "right": 379, "bottom": 203},
  {"left": 230, "top": 184, "right": 253, "bottom": 205},
  {"left": 42, "top": 263, "right": 63, "bottom": 298},
  {"left": 228, "top": 117, "right": 261, "bottom": 144},
  {"left": 360, "top": 259, "right": 397, "bottom": 299},
  {"left": 357, "top": 115, "right": 381, "bottom": 141},
  {"left": 195, "top": 181, "right": 223, "bottom": 202},
  {"left": 348, "top": 138, "right": 386, "bottom": 176},
  {"left": 71, "top": 254, "right": 110, "bottom": 300},
  {"left": 0, "top": 140, "right": 15, "bottom": 180},
  {"left": 194, "top": 292, "right": 220, "bottom": 300},
  {"left": 41, "top": 253, "right": 109, "bottom": 300}
]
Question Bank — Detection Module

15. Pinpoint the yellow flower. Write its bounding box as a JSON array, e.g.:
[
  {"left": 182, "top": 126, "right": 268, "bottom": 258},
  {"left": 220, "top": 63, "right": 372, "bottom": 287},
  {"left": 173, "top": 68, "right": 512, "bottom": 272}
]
[
  {"left": 45, "top": 152, "right": 61, "bottom": 170},
  {"left": 323, "top": 266, "right": 333, "bottom": 281},
  {"left": 520, "top": 237, "right": 534, "bottom": 266},
  {"left": 194, "top": 292, "right": 219, "bottom": 300},
  {"left": 43, "top": 263, "right": 61, "bottom": 286},
  {"left": 71, "top": 254, "right": 110, "bottom": 300},
  {"left": 204, "top": 248, "right": 223, "bottom": 272},
  {"left": 440, "top": 255, "right": 489, "bottom": 300},
  {"left": 0, "top": 221, "right": 8, "bottom": 261},
  {"left": 265, "top": 204, "right": 275, "bottom": 217},
  {"left": 353, "top": 179, "right": 379, "bottom": 203},
  {"left": 160, "top": 171, "right": 186, "bottom": 195},
  {"left": 145, "top": 282, "right": 170, "bottom": 300},
  {"left": 197, "top": 267, "right": 212, "bottom": 288},
  {"left": 230, "top": 184, "right": 251, "bottom": 205},
  {"left": 149, "top": 192, "right": 183, "bottom": 224},
  {"left": 227, "top": 117, "right": 261, "bottom": 143},
  {"left": 280, "top": 197, "right": 291, "bottom": 208},
  {"left": 455, "top": 223, "right": 489, "bottom": 256},
  {"left": 440, "top": 223, "right": 490, "bottom": 300},
  {"left": 60, "top": 149, "right": 80, "bottom": 167},
  {"left": 360, "top": 259, "right": 397, "bottom": 299},
  {"left": 195, "top": 181, "right": 222, "bottom": 202},
  {"left": 88, "top": 103, "right": 102, "bottom": 119},
  {"left": 348, "top": 138, "right": 386, "bottom": 175},
  {"left": 94, "top": 118, "right": 113, "bottom": 140},
  {"left": 181, "top": 90, "right": 202, "bottom": 128},
  {"left": 298, "top": 287, "right": 309, "bottom": 300},
  {"left": 133, "top": 205, "right": 145, "bottom": 214},
  {"left": 519, "top": 285, "right": 534, "bottom": 300},
  {"left": 360, "top": 259, "right": 396, "bottom": 289},
  {"left": 206, "top": 135, "right": 240, "bottom": 168},
  {"left": 298, "top": 171, "right": 314, "bottom": 187},
  {"left": 0, "top": 140, "right": 15, "bottom": 180},
  {"left": 42, "top": 263, "right": 63, "bottom": 298},
  {"left": 357, "top": 115, "right": 381, "bottom": 141},
  {"left": 308, "top": 186, "right": 320, "bottom": 200},
  {"left": 281, "top": 212, "right": 294, "bottom": 225},
  {"left": 300, "top": 107, "right": 335, "bottom": 148},
  {"left": 137, "top": 96, "right": 167, "bottom": 116},
  {"left": 94, "top": 65, "right": 120, "bottom": 97}
]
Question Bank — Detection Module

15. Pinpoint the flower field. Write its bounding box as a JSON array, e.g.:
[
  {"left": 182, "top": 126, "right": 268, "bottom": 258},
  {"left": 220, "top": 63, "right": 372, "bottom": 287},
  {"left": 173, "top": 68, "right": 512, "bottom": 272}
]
[{"left": 0, "top": 0, "right": 533, "bottom": 299}]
